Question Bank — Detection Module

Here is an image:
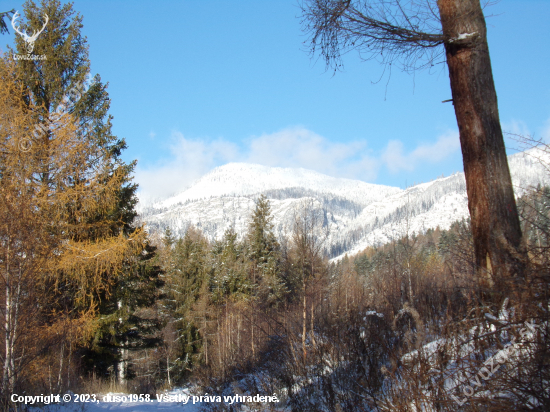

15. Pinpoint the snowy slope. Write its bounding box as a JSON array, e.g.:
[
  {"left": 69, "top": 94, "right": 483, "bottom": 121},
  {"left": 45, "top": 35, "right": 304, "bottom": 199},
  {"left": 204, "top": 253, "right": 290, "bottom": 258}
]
[
  {"left": 138, "top": 148, "right": 550, "bottom": 260},
  {"left": 150, "top": 163, "right": 401, "bottom": 209}
]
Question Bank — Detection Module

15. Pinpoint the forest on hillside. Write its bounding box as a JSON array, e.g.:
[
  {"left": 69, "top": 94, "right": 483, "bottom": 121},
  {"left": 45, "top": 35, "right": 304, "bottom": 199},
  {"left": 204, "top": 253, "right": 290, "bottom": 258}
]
[
  {"left": 134, "top": 187, "right": 550, "bottom": 411},
  {"left": 1, "top": 1, "right": 549, "bottom": 411}
]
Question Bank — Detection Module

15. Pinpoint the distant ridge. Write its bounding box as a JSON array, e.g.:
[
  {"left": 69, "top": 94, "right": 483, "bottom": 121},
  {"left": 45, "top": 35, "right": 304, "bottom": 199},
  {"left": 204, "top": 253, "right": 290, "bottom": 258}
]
[
  {"left": 150, "top": 163, "right": 401, "bottom": 210},
  {"left": 138, "top": 149, "right": 550, "bottom": 260}
]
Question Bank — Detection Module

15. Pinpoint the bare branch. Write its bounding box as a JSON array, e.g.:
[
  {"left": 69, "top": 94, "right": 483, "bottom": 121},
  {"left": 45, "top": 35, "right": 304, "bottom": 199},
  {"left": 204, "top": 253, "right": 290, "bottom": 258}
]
[{"left": 300, "top": 0, "right": 445, "bottom": 73}]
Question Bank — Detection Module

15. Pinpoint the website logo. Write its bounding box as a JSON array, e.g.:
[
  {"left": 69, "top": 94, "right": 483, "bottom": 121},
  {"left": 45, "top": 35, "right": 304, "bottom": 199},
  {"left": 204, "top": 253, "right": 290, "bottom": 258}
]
[{"left": 11, "top": 11, "right": 48, "bottom": 59}]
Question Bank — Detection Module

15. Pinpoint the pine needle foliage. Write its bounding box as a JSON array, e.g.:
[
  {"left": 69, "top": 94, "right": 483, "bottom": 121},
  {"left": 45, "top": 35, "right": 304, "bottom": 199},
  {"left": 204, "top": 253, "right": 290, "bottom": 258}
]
[
  {"left": 159, "top": 227, "right": 211, "bottom": 379},
  {"left": 211, "top": 227, "right": 253, "bottom": 303},
  {"left": 0, "top": 58, "right": 145, "bottom": 400},
  {"left": 247, "top": 195, "right": 288, "bottom": 305},
  {"left": 1, "top": 0, "right": 156, "bottom": 397}
]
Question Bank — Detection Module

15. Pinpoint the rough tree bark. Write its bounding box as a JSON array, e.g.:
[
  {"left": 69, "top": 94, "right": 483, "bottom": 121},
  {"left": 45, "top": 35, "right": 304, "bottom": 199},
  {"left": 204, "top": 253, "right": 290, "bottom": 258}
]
[
  {"left": 437, "top": 0, "right": 525, "bottom": 281},
  {"left": 301, "top": 0, "right": 527, "bottom": 282}
]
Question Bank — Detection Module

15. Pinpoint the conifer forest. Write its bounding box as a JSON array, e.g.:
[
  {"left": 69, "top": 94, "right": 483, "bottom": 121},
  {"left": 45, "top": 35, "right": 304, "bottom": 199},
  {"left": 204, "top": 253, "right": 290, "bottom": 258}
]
[{"left": 0, "top": 1, "right": 549, "bottom": 411}]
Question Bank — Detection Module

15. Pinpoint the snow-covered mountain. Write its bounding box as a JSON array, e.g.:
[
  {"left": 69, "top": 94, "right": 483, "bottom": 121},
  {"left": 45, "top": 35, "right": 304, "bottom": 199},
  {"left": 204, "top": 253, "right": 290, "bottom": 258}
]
[
  {"left": 137, "top": 149, "right": 550, "bottom": 260},
  {"left": 150, "top": 163, "right": 401, "bottom": 209}
]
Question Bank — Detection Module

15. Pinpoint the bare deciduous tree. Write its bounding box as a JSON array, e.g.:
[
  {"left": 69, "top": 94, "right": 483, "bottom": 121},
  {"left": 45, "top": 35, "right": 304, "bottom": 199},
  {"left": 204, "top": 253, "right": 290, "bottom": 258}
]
[
  {"left": 301, "top": 0, "right": 525, "bottom": 282},
  {"left": 290, "top": 199, "right": 328, "bottom": 359}
]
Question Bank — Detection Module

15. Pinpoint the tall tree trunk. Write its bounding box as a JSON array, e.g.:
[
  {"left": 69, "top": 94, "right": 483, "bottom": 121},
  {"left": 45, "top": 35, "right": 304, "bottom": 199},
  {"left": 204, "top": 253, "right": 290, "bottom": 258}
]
[
  {"left": 310, "top": 300, "right": 316, "bottom": 349},
  {"left": 117, "top": 301, "right": 127, "bottom": 385},
  {"left": 203, "top": 315, "right": 208, "bottom": 366},
  {"left": 3, "top": 279, "right": 12, "bottom": 393},
  {"left": 438, "top": 0, "right": 525, "bottom": 282},
  {"left": 167, "top": 355, "right": 171, "bottom": 387},
  {"left": 2, "top": 240, "right": 16, "bottom": 395},
  {"left": 57, "top": 343, "right": 64, "bottom": 391},
  {"left": 302, "top": 284, "right": 307, "bottom": 360}
]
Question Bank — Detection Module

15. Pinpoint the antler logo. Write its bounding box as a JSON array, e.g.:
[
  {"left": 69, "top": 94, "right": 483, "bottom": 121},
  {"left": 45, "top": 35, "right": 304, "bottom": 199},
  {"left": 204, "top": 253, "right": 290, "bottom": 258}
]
[{"left": 11, "top": 11, "right": 48, "bottom": 54}]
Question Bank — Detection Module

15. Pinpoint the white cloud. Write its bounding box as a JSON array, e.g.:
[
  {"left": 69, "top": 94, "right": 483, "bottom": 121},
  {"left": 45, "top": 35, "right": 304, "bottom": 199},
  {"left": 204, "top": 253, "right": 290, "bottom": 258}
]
[
  {"left": 134, "top": 133, "right": 239, "bottom": 204},
  {"left": 501, "top": 119, "right": 533, "bottom": 152},
  {"left": 243, "top": 127, "right": 378, "bottom": 181},
  {"left": 135, "top": 127, "right": 461, "bottom": 204},
  {"left": 542, "top": 118, "right": 550, "bottom": 142},
  {"left": 503, "top": 119, "right": 532, "bottom": 138},
  {"left": 501, "top": 118, "right": 550, "bottom": 149},
  {"left": 381, "top": 131, "right": 460, "bottom": 174}
]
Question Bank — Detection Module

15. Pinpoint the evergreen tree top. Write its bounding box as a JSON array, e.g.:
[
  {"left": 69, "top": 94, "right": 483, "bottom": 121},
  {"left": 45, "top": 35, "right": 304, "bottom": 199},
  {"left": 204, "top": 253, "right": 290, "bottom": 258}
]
[
  {"left": 14, "top": 0, "right": 89, "bottom": 112},
  {"left": 248, "top": 195, "right": 279, "bottom": 263},
  {"left": 13, "top": 0, "right": 138, "bottom": 236},
  {"left": 0, "top": 9, "right": 15, "bottom": 34}
]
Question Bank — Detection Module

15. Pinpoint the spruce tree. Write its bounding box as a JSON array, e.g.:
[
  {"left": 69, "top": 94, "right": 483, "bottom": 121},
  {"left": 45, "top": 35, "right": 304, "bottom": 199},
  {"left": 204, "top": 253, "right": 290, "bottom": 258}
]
[
  {"left": 12, "top": 0, "right": 137, "bottom": 238},
  {"left": 247, "top": 195, "right": 287, "bottom": 305},
  {"left": 0, "top": 10, "right": 14, "bottom": 34},
  {"left": 211, "top": 227, "right": 252, "bottom": 303},
  {"left": 354, "top": 254, "right": 372, "bottom": 277},
  {"left": 160, "top": 227, "right": 211, "bottom": 380},
  {"left": 9, "top": 0, "right": 159, "bottom": 381},
  {"left": 0, "top": 55, "right": 145, "bottom": 400},
  {"left": 82, "top": 242, "right": 163, "bottom": 381}
]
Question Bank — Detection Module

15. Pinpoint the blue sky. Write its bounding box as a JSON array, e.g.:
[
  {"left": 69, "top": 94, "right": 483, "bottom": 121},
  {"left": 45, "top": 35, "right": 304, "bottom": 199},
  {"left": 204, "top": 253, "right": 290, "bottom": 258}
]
[{"left": 2, "top": 0, "right": 549, "bottom": 203}]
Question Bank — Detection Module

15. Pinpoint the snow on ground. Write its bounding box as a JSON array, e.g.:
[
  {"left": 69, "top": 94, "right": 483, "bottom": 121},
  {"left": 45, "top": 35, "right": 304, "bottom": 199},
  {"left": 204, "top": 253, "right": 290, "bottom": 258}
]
[{"left": 38, "top": 388, "right": 203, "bottom": 412}]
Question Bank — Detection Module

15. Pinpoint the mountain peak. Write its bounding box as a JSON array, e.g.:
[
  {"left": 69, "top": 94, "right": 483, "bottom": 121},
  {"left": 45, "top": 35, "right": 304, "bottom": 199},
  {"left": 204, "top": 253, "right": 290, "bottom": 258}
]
[
  {"left": 152, "top": 162, "right": 401, "bottom": 210},
  {"left": 140, "top": 151, "right": 550, "bottom": 261}
]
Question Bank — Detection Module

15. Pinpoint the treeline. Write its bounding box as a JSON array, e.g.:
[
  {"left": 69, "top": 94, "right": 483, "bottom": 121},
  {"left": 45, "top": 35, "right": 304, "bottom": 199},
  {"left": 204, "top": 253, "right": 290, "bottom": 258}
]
[
  {"left": 164, "top": 185, "right": 548, "bottom": 412},
  {"left": 110, "top": 182, "right": 550, "bottom": 411},
  {"left": 148, "top": 195, "right": 329, "bottom": 386}
]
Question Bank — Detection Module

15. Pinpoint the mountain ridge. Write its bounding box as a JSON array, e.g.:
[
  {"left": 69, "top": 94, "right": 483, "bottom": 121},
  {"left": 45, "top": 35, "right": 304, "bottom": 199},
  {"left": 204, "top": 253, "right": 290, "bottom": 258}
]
[
  {"left": 138, "top": 149, "right": 550, "bottom": 261},
  {"left": 148, "top": 162, "right": 402, "bottom": 210}
]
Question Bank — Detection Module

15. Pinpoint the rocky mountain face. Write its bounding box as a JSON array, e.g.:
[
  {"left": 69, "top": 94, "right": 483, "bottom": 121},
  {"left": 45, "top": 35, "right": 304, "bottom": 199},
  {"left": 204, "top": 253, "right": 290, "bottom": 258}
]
[{"left": 137, "top": 149, "right": 550, "bottom": 260}]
